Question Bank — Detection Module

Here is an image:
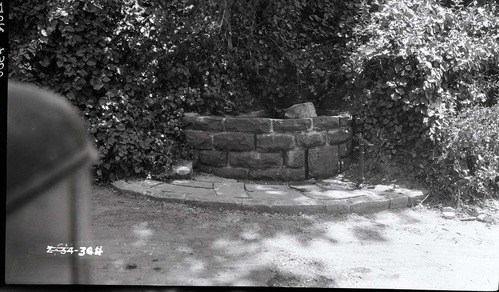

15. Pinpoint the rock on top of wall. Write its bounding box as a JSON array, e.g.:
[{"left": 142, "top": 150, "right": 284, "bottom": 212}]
[{"left": 284, "top": 102, "right": 317, "bottom": 119}]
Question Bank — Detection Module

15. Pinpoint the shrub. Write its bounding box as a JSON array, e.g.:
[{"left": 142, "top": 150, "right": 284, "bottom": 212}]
[
  {"left": 428, "top": 104, "right": 499, "bottom": 202},
  {"left": 9, "top": 0, "right": 202, "bottom": 181},
  {"left": 341, "top": 0, "right": 499, "bottom": 201},
  {"left": 226, "top": 0, "right": 370, "bottom": 115},
  {"left": 9, "top": 0, "right": 369, "bottom": 181},
  {"left": 343, "top": 0, "right": 499, "bottom": 145}
]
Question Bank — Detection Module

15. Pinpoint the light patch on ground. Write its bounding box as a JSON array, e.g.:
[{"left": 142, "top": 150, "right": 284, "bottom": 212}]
[
  {"left": 89, "top": 185, "right": 499, "bottom": 290},
  {"left": 132, "top": 222, "right": 153, "bottom": 247}
]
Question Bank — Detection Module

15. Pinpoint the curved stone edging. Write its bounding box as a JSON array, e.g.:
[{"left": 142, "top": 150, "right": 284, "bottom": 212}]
[
  {"left": 182, "top": 113, "right": 353, "bottom": 181},
  {"left": 111, "top": 178, "right": 428, "bottom": 215}
]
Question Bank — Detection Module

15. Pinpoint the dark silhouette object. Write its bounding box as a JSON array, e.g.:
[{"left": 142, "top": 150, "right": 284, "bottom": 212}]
[
  {"left": 6, "top": 81, "right": 98, "bottom": 284},
  {"left": 355, "top": 134, "right": 374, "bottom": 188}
]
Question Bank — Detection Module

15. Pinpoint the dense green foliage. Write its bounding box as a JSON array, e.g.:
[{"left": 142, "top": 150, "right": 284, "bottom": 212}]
[
  {"left": 432, "top": 105, "right": 499, "bottom": 201},
  {"left": 10, "top": 0, "right": 189, "bottom": 181},
  {"left": 9, "top": 0, "right": 367, "bottom": 181},
  {"left": 9, "top": 0, "right": 499, "bottom": 202},
  {"left": 343, "top": 0, "right": 499, "bottom": 201}
]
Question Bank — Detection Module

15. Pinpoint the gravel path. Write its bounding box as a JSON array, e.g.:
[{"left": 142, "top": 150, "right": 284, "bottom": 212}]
[{"left": 87, "top": 184, "right": 499, "bottom": 289}]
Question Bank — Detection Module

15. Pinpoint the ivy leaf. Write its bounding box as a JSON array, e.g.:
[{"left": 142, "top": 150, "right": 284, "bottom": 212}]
[{"left": 93, "top": 83, "right": 104, "bottom": 90}]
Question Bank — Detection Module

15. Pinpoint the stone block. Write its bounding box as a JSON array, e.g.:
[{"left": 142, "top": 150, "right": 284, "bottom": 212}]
[
  {"left": 240, "top": 199, "right": 273, "bottom": 213},
  {"left": 213, "top": 132, "right": 255, "bottom": 151},
  {"left": 256, "top": 134, "right": 295, "bottom": 151},
  {"left": 248, "top": 168, "right": 282, "bottom": 180},
  {"left": 284, "top": 102, "right": 317, "bottom": 118},
  {"left": 328, "top": 128, "right": 351, "bottom": 144},
  {"left": 196, "top": 164, "right": 212, "bottom": 174},
  {"left": 273, "top": 119, "right": 311, "bottom": 132},
  {"left": 225, "top": 118, "right": 271, "bottom": 133},
  {"left": 296, "top": 132, "right": 326, "bottom": 147},
  {"left": 281, "top": 167, "right": 306, "bottom": 181},
  {"left": 284, "top": 150, "right": 305, "bottom": 168},
  {"left": 171, "top": 160, "right": 193, "bottom": 179},
  {"left": 382, "top": 192, "right": 409, "bottom": 209},
  {"left": 245, "top": 184, "right": 290, "bottom": 192},
  {"left": 405, "top": 189, "right": 426, "bottom": 206},
  {"left": 308, "top": 146, "right": 339, "bottom": 179},
  {"left": 211, "top": 167, "right": 248, "bottom": 179},
  {"left": 324, "top": 200, "right": 351, "bottom": 214},
  {"left": 198, "top": 150, "right": 227, "bottom": 167},
  {"left": 269, "top": 199, "right": 325, "bottom": 214},
  {"left": 312, "top": 116, "right": 339, "bottom": 130},
  {"left": 182, "top": 115, "right": 224, "bottom": 132},
  {"left": 184, "top": 130, "right": 213, "bottom": 150},
  {"left": 477, "top": 214, "right": 493, "bottom": 223},
  {"left": 348, "top": 195, "right": 390, "bottom": 214},
  {"left": 181, "top": 112, "right": 198, "bottom": 127},
  {"left": 228, "top": 152, "right": 282, "bottom": 169},
  {"left": 339, "top": 140, "right": 353, "bottom": 157},
  {"left": 339, "top": 157, "right": 351, "bottom": 172},
  {"left": 304, "top": 189, "right": 366, "bottom": 200}
]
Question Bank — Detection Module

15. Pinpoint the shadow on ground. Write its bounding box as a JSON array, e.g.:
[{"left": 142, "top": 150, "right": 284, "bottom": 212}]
[{"left": 87, "top": 184, "right": 499, "bottom": 289}]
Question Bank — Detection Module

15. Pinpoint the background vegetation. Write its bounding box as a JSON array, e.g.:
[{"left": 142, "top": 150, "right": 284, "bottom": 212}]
[
  {"left": 342, "top": 0, "right": 499, "bottom": 204},
  {"left": 9, "top": 0, "right": 499, "bottom": 203}
]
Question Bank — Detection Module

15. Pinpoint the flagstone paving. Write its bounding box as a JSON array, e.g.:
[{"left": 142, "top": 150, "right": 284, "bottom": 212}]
[{"left": 112, "top": 174, "right": 426, "bottom": 215}]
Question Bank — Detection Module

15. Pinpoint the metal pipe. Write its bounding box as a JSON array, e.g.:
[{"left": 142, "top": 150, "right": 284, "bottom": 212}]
[{"left": 358, "top": 143, "right": 365, "bottom": 188}]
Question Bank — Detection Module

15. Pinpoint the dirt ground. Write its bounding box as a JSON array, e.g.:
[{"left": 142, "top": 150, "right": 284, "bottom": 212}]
[{"left": 85, "top": 183, "right": 499, "bottom": 290}]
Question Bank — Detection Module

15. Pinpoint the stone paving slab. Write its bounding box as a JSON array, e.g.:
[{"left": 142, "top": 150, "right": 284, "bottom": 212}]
[
  {"left": 194, "top": 174, "right": 237, "bottom": 183},
  {"left": 152, "top": 183, "right": 214, "bottom": 198},
  {"left": 316, "top": 178, "right": 357, "bottom": 190},
  {"left": 245, "top": 184, "right": 289, "bottom": 192},
  {"left": 112, "top": 180, "right": 155, "bottom": 195},
  {"left": 365, "top": 184, "right": 395, "bottom": 193},
  {"left": 170, "top": 179, "right": 213, "bottom": 189},
  {"left": 214, "top": 182, "right": 249, "bottom": 198},
  {"left": 247, "top": 189, "right": 303, "bottom": 200},
  {"left": 134, "top": 179, "right": 165, "bottom": 188},
  {"left": 182, "top": 191, "right": 218, "bottom": 201},
  {"left": 288, "top": 184, "right": 324, "bottom": 193},
  {"left": 303, "top": 189, "right": 367, "bottom": 200},
  {"left": 111, "top": 175, "right": 427, "bottom": 215}
]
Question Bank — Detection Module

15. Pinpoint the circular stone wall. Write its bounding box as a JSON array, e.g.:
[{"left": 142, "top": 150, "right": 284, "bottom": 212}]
[{"left": 182, "top": 113, "right": 353, "bottom": 181}]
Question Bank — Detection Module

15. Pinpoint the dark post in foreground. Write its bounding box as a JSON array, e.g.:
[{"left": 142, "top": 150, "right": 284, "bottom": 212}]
[{"left": 6, "top": 81, "right": 98, "bottom": 284}]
